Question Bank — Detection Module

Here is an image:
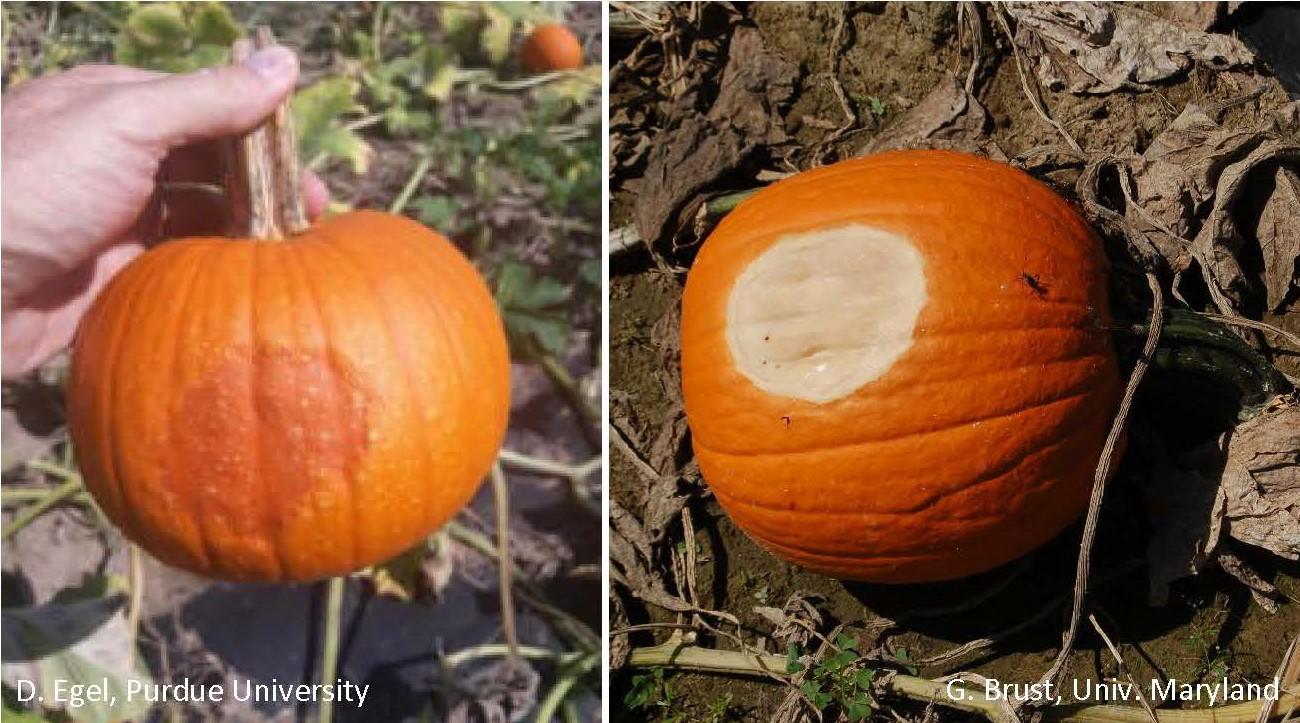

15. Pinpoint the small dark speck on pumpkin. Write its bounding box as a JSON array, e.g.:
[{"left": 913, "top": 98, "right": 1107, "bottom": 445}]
[{"left": 781, "top": 415, "right": 791, "bottom": 428}]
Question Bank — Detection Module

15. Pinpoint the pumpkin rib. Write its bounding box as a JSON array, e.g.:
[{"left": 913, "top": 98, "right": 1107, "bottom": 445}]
[
  {"left": 697, "top": 398, "right": 1101, "bottom": 512},
  {"left": 277, "top": 242, "right": 354, "bottom": 577},
  {"left": 340, "top": 221, "right": 473, "bottom": 540},
  {"left": 727, "top": 156, "right": 1094, "bottom": 257},
  {"left": 314, "top": 230, "right": 407, "bottom": 573},
  {"left": 196, "top": 241, "right": 250, "bottom": 577},
  {"left": 116, "top": 247, "right": 203, "bottom": 567},
  {"left": 306, "top": 234, "right": 373, "bottom": 573},
  {"left": 690, "top": 357, "right": 1107, "bottom": 455},
  {"left": 160, "top": 242, "right": 222, "bottom": 575},
  {"left": 715, "top": 183, "right": 1098, "bottom": 267},
  {"left": 403, "top": 229, "right": 509, "bottom": 515},
  {"left": 375, "top": 222, "right": 481, "bottom": 521},
  {"left": 706, "top": 413, "right": 1089, "bottom": 518},
  {"left": 296, "top": 240, "right": 372, "bottom": 575},
  {"left": 248, "top": 241, "right": 290, "bottom": 581},
  {"left": 317, "top": 235, "right": 406, "bottom": 570},
  {"left": 81, "top": 246, "right": 159, "bottom": 545},
  {"left": 327, "top": 227, "right": 455, "bottom": 567}
]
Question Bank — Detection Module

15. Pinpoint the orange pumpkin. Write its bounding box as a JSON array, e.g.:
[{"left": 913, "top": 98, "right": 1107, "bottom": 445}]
[
  {"left": 680, "top": 150, "right": 1121, "bottom": 583},
  {"left": 519, "top": 23, "right": 583, "bottom": 72},
  {"left": 67, "top": 33, "right": 510, "bottom": 582},
  {"left": 68, "top": 210, "right": 510, "bottom": 582}
]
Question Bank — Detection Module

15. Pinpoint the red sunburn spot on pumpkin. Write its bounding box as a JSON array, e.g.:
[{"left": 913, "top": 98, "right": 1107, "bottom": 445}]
[{"left": 165, "top": 347, "right": 370, "bottom": 578}]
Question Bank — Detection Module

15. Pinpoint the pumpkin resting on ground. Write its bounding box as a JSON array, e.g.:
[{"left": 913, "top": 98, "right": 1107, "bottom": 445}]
[
  {"left": 67, "top": 33, "right": 509, "bottom": 582},
  {"left": 680, "top": 150, "right": 1121, "bottom": 583}
]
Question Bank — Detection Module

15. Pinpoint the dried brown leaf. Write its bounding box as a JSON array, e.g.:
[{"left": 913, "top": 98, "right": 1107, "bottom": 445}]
[
  {"left": 754, "top": 591, "right": 826, "bottom": 649},
  {"left": 859, "top": 72, "right": 999, "bottom": 158},
  {"left": 1, "top": 366, "right": 68, "bottom": 474},
  {"left": 708, "top": 25, "right": 798, "bottom": 146},
  {"left": 1220, "top": 397, "right": 1300, "bottom": 560},
  {"left": 1007, "top": 2, "right": 1253, "bottom": 94},
  {"left": 1163, "top": 2, "right": 1228, "bottom": 33},
  {"left": 1131, "top": 104, "right": 1265, "bottom": 240},
  {"left": 1193, "top": 141, "right": 1300, "bottom": 312},
  {"left": 1216, "top": 549, "right": 1281, "bottom": 613},
  {"left": 633, "top": 26, "right": 799, "bottom": 245},
  {"left": 446, "top": 659, "right": 540, "bottom": 723},
  {"left": 609, "top": 590, "right": 631, "bottom": 670},
  {"left": 1255, "top": 165, "right": 1300, "bottom": 313}
]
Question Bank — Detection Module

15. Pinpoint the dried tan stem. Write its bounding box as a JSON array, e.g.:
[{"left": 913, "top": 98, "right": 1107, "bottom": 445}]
[
  {"left": 1036, "top": 273, "right": 1165, "bottom": 696},
  {"left": 228, "top": 27, "right": 309, "bottom": 240}
]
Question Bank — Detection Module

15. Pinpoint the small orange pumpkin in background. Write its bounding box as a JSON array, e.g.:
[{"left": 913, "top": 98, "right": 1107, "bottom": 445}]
[
  {"left": 67, "top": 32, "right": 510, "bottom": 583},
  {"left": 681, "top": 150, "right": 1121, "bottom": 584},
  {"left": 519, "top": 23, "right": 583, "bottom": 72}
]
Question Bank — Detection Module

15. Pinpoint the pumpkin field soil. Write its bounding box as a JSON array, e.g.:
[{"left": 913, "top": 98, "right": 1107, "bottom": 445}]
[
  {"left": 3, "top": 3, "right": 601, "bottom": 721},
  {"left": 610, "top": 3, "right": 1300, "bottom": 721}
]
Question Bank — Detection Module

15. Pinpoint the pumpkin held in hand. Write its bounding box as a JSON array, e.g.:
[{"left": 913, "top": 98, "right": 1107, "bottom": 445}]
[
  {"left": 680, "top": 150, "right": 1121, "bottom": 583},
  {"left": 519, "top": 23, "right": 583, "bottom": 72},
  {"left": 67, "top": 34, "right": 509, "bottom": 582}
]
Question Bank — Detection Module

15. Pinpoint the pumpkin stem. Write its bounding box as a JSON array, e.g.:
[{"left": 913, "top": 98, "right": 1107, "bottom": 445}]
[
  {"left": 227, "top": 27, "right": 310, "bottom": 240},
  {"left": 1132, "top": 308, "right": 1292, "bottom": 421}
]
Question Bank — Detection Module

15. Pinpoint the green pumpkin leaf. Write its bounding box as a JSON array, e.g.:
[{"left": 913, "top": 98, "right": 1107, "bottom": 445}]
[
  {"left": 440, "top": 5, "right": 484, "bottom": 58},
  {"left": 423, "top": 62, "right": 459, "bottom": 102},
  {"left": 0, "top": 586, "right": 153, "bottom": 723},
  {"left": 123, "top": 4, "right": 188, "bottom": 53},
  {"left": 412, "top": 196, "right": 459, "bottom": 232},
  {"left": 479, "top": 5, "right": 514, "bottom": 66},
  {"left": 535, "top": 64, "right": 601, "bottom": 108},
  {"left": 496, "top": 262, "right": 571, "bottom": 355},
  {"left": 292, "top": 78, "right": 372, "bottom": 173},
  {"left": 190, "top": 2, "right": 241, "bottom": 46}
]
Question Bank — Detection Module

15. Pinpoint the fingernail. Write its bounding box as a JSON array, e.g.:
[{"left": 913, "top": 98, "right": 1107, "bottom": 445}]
[{"left": 245, "top": 46, "right": 295, "bottom": 81}]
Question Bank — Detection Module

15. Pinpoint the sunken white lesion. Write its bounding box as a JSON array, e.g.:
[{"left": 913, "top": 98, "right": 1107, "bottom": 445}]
[{"left": 725, "top": 224, "right": 927, "bottom": 404}]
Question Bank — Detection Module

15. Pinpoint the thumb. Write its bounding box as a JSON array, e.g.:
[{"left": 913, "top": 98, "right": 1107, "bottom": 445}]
[{"left": 119, "top": 45, "right": 299, "bottom": 149}]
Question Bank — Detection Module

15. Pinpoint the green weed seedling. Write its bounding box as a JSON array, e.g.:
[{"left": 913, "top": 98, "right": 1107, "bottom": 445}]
[
  {"left": 624, "top": 668, "right": 681, "bottom": 722},
  {"left": 704, "top": 692, "right": 739, "bottom": 723},
  {"left": 786, "top": 634, "right": 878, "bottom": 722}
]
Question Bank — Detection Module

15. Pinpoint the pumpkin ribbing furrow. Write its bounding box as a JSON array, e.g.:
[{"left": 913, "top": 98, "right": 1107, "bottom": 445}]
[
  {"left": 709, "top": 402, "right": 1108, "bottom": 581},
  {"left": 316, "top": 236, "right": 424, "bottom": 565},
  {"left": 75, "top": 245, "right": 177, "bottom": 558},
  {"left": 285, "top": 243, "right": 361, "bottom": 575},
  {"left": 163, "top": 243, "right": 227, "bottom": 576},
  {"left": 319, "top": 239, "right": 421, "bottom": 571},
  {"left": 686, "top": 350, "right": 1111, "bottom": 456},
  {"left": 333, "top": 217, "right": 500, "bottom": 524},
  {"left": 695, "top": 385, "right": 1108, "bottom": 514},
  {"left": 717, "top": 159, "right": 1095, "bottom": 263}
]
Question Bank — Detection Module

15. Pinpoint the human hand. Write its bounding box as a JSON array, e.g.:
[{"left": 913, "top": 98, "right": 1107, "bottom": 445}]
[{"left": 1, "top": 45, "right": 330, "bottom": 378}]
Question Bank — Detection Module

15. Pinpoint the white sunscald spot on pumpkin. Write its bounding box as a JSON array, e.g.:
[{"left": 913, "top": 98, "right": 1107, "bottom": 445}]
[{"left": 725, "top": 224, "right": 927, "bottom": 404}]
